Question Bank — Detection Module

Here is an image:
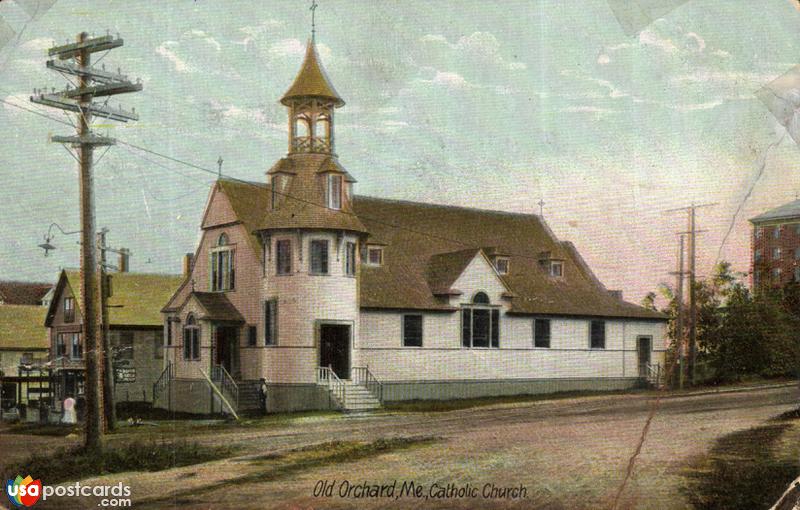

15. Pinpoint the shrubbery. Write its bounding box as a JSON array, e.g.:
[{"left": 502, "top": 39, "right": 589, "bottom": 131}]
[{"left": 644, "top": 262, "right": 800, "bottom": 384}]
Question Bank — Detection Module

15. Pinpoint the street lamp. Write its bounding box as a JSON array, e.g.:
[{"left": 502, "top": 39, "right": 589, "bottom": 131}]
[{"left": 38, "top": 223, "right": 81, "bottom": 256}]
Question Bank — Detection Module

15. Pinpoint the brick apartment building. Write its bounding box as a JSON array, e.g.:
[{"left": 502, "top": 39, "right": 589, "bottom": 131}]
[{"left": 750, "top": 198, "right": 800, "bottom": 290}]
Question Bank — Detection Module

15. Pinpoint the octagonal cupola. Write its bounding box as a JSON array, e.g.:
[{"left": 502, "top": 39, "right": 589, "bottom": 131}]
[{"left": 281, "top": 40, "right": 343, "bottom": 155}]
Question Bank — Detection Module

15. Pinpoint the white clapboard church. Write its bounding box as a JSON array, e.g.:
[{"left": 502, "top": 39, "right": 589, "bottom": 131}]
[{"left": 158, "top": 35, "right": 667, "bottom": 415}]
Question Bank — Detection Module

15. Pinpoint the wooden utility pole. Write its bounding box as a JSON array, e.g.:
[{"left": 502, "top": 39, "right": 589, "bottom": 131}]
[
  {"left": 687, "top": 207, "right": 698, "bottom": 386},
  {"left": 664, "top": 202, "right": 716, "bottom": 387},
  {"left": 97, "top": 229, "right": 116, "bottom": 432},
  {"left": 32, "top": 31, "right": 141, "bottom": 450},
  {"left": 673, "top": 235, "right": 685, "bottom": 390}
]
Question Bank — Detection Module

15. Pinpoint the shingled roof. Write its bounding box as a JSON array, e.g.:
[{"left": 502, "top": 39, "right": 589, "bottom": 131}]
[
  {"left": 188, "top": 292, "right": 244, "bottom": 322},
  {"left": 49, "top": 271, "right": 183, "bottom": 327},
  {"left": 0, "top": 281, "right": 51, "bottom": 306},
  {"left": 258, "top": 154, "right": 367, "bottom": 234},
  {"left": 280, "top": 40, "right": 344, "bottom": 107},
  {"left": 0, "top": 305, "right": 48, "bottom": 350},
  {"left": 201, "top": 179, "right": 662, "bottom": 321},
  {"left": 750, "top": 198, "right": 800, "bottom": 224},
  {"left": 353, "top": 196, "right": 665, "bottom": 320}
]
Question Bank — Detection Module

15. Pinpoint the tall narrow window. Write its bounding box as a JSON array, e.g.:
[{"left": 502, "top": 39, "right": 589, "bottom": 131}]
[
  {"left": 271, "top": 175, "right": 281, "bottom": 210},
  {"left": 264, "top": 300, "right": 277, "bottom": 346},
  {"left": 183, "top": 314, "right": 200, "bottom": 360},
  {"left": 461, "top": 292, "right": 500, "bottom": 348},
  {"left": 276, "top": 240, "right": 292, "bottom": 275},
  {"left": 247, "top": 325, "right": 257, "bottom": 347},
  {"left": 345, "top": 241, "right": 357, "bottom": 276},
  {"left": 402, "top": 314, "right": 423, "bottom": 347},
  {"left": 64, "top": 297, "right": 75, "bottom": 323},
  {"left": 310, "top": 240, "right": 329, "bottom": 275},
  {"left": 165, "top": 318, "right": 174, "bottom": 346},
  {"left": 773, "top": 247, "right": 782, "bottom": 260},
  {"left": 327, "top": 174, "right": 342, "bottom": 210},
  {"left": 56, "top": 333, "right": 67, "bottom": 357},
  {"left": 550, "top": 261, "right": 564, "bottom": 277},
  {"left": 211, "top": 233, "right": 235, "bottom": 291},
  {"left": 590, "top": 320, "right": 605, "bottom": 349},
  {"left": 774, "top": 226, "right": 781, "bottom": 239},
  {"left": 70, "top": 333, "right": 82, "bottom": 359},
  {"left": 534, "top": 318, "right": 551, "bottom": 348}
]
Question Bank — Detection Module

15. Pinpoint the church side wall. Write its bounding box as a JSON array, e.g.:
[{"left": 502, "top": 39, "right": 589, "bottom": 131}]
[{"left": 359, "top": 312, "right": 665, "bottom": 401}]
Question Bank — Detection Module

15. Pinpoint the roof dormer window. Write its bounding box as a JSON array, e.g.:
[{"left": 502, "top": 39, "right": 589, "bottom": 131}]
[
  {"left": 326, "top": 173, "right": 342, "bottom": 210},
  {"left": 366, "top": 246, "right": 383, "bottom": 266},
  {"left": 550, "top": 261, "right": 564, "bottom": 278},
  {"left": 495, "top": 257, "right": 509, "bottom": 275}
]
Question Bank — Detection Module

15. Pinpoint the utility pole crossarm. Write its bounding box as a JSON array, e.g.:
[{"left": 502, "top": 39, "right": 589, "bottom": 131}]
[
  {"left": 50, "top": 134, "right": 116, "bottom": 146},
  {"left": 32, "top": 30, "right": 142, "bottom": 451},
  {"left": 49, "top": 35, "right": 123, "bottom": 59},
  {"left": 46, "top": 60, "right": 132, "bottom": 84},
  {"left": 31, "top": 93, "right": 139, "bottom": 122}
]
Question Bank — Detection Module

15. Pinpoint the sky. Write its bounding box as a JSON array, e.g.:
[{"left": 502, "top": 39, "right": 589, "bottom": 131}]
[{"left": 1, "top": 0, "right": 799, "bottom": 305}]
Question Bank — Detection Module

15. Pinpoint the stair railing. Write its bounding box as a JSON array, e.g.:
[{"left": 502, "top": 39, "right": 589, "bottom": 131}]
[
  {"left": 351, "top": 366, "right": 383, "bottom": 403},
  {"left": 211, "top": 364, "right": 239, "bottom": 411},
  {"left": 152, "top": 361, "right": 173, "bottom": 402},
  {"left": 316, "top": 366, "right": 345, "bottom": 407},
  {"left": 645, "top": 362, "right": 662, "bottom": 387}
]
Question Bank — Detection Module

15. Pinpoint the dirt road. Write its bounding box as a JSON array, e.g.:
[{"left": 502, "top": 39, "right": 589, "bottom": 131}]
[{"left": 7, "top": 383, "right": 798, "bottom": 510}]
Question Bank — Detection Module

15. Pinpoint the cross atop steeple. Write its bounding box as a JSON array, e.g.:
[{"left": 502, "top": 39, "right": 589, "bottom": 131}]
[
  {"left": 538, "top": 198, "right": 545, "bottom": 217},
  {"left": 310, "top": 0, "right": 319, "bottom": 42}
]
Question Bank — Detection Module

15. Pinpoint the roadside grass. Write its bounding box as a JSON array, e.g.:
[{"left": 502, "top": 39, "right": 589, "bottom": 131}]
[
  {"left": 382, "top": 389, "right": 640, "bottom": 413},
  {"left": 1, "top": 439, "right": 239, "bottom": 484},
  {"left": 133, "top": 436, "right": 439, "bottom": 508},
  {"left": 682, "top": 408, "right": 800, "bottom": 510},
  {"left": 4, "top": 422, "right": 81, "bottom": 437}
]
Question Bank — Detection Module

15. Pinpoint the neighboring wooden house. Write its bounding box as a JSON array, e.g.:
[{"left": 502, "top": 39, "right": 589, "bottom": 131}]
[
  {"left": 160, "top": 38, "right": 667, "bottom": 416},
  {"left": 0, "top": 304, "right": 49, "bottom": 410},
  {"left": 45, "top": 270, "right": 182, "bottom": 408},
  {"left": 0, "top": 281, "right": 52, "bottom": 306}
]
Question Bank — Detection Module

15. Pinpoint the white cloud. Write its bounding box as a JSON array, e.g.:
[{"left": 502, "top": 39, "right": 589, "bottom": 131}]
[
  {"left": 155, "top": 41, "right": 193, "bottom": 73},
  {"left": 1, "top": 93, "right": 31, "bottom": 116},
  {"left": 668, "top": 100, "right": 723, "bottom": 111},
  {"left": 638, "top": 28, "right": 679, "bottom": 54},
  {"left": 19, "top": 37, "right": 53, "bottom": 52},
  {"left": 561, "top": 106, "right": 617, "bottom": 114},
  {"left": 419, "top": 31, "right": 526, "bottom": 71},
  {"left": 184, "top": 29, "right": 221, "bottom": 51},
  {"left": 268, "top": 38, "right": 331, "bottom": 60},
  {"left": 597, "top": 54, "right": 611, "bottom": 65},
  {"left": 430, "top": 71, "right": 469, "bottom": 89}
]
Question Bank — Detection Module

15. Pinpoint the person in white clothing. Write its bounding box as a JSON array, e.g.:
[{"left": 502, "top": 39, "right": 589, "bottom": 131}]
[{"left": 62, "top": 396, "right": 77, "bottom": 425}]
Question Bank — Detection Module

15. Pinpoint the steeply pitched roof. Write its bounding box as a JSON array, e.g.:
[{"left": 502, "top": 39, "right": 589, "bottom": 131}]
[
  {"left": 425, "top": 248, "right": 483, "bottom": 295},
  {"left": 216, "top": 179, "right": 270, "bottom": 259},
  {"left": 257, "top": 154, "right": 367, "bottom": 234},
  {"left": 59, "top": 271, "right": 183, "bottom": 327},
  {"left": 0, "top": 281, "right": 51, "bottom": 306},
  {"left": 750, "top": 199, "right": 800, "bottom": 224},
  {"left": 189, "top": 292, "right": 244, "bottom": 322},
  {"left": 212, "top": 180, "right": 663, "bottom": 320},
  {"left": 280, "top": 40, "right": 344, "bottom": 107},
  {"left": 353, "top": 196, "right": 665, "bottom": 320},
  {"left": 0, "top": 305, "right": 48, "bottom": 350}
]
